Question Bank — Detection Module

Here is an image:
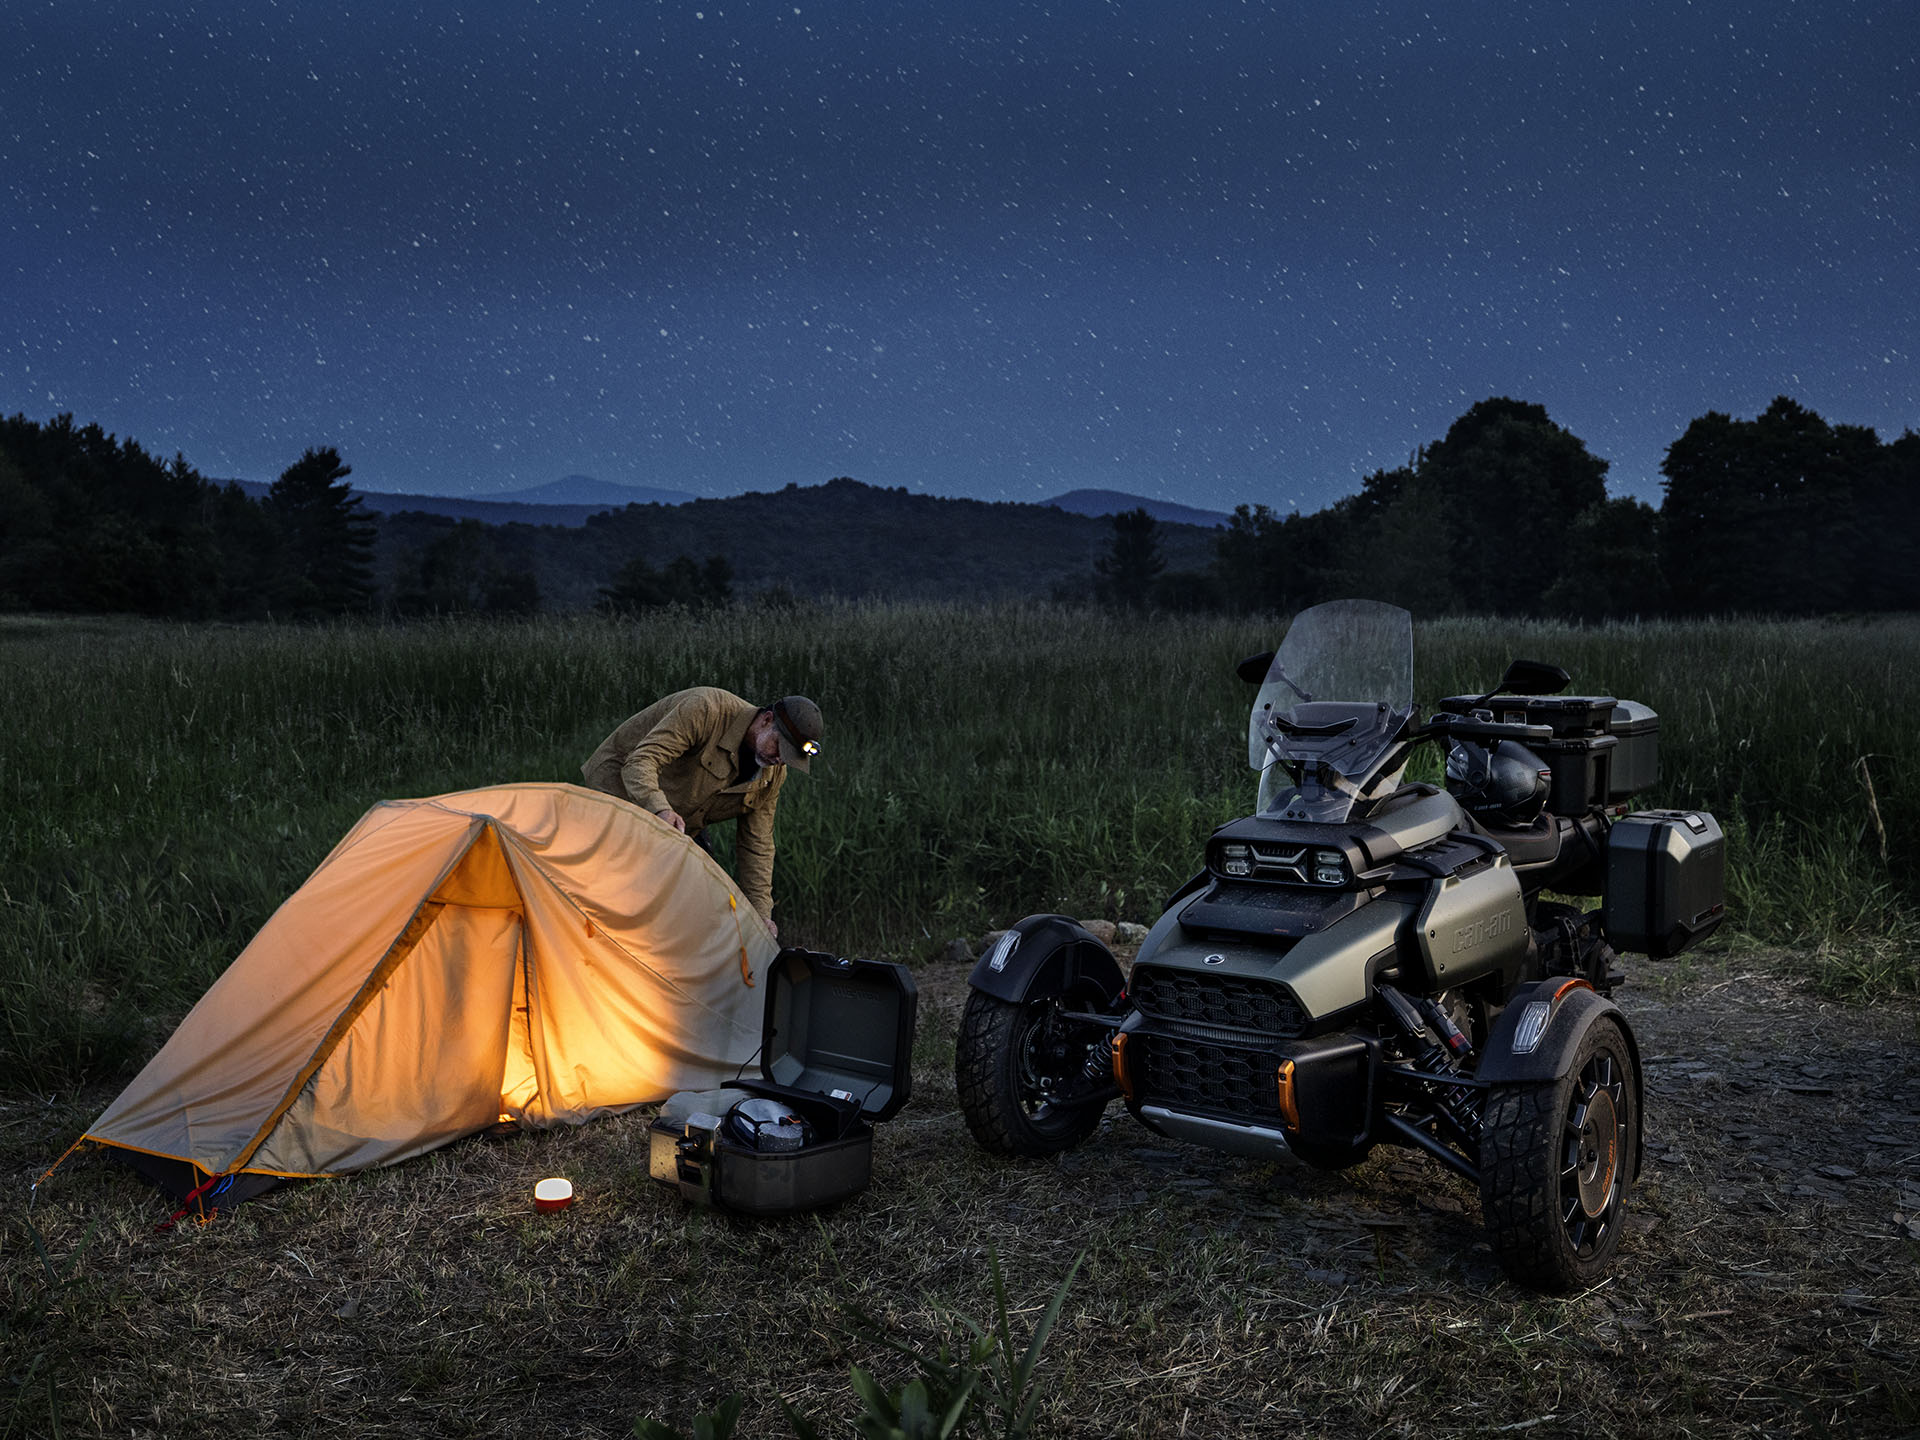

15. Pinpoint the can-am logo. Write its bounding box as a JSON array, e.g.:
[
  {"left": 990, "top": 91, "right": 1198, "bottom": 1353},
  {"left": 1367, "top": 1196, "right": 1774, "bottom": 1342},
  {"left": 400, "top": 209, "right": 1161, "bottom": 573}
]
[
  {"left": 1203, "top": 953, "right": 1227, "bottom": 966},
  {"left": 987, "top": 932, "right": 1020, "bottom": 972},
  {"left": 1452, "top": 910, "right": 1515, "bottom": 954}
]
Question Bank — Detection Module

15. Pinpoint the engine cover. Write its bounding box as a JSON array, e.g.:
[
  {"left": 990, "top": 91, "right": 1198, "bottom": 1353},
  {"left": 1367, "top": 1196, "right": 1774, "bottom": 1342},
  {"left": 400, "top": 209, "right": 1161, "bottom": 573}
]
[{"left": 1410, "top": 851, "right": 1528, "bottom": 988}]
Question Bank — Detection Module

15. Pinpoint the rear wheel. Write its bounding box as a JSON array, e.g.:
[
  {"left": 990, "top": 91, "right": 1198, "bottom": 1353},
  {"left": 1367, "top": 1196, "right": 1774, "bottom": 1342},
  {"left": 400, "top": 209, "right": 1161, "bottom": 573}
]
[
  {"left": 955, "top": 990, "right": 1109, "bottom": 1157},
  {"left": 1480, "top": 1014, "right": 1639, "bottom": 1290}
]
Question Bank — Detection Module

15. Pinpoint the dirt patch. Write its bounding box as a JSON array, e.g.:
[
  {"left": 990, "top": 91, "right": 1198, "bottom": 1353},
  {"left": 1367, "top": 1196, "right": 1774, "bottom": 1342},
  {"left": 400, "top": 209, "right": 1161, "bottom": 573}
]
[{"left": 5, "top": 947, "right": 1918, "bottom": 1438}]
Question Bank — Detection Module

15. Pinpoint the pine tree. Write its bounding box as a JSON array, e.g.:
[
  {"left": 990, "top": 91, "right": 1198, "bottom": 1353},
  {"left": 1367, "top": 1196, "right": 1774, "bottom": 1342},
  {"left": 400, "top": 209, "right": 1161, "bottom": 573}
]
[
  {"left": 267, "top": 447, "right": 375, "bottom": 615},
  {"left": 1094, "top": 508, "right": 1165, "bottom": 609}
]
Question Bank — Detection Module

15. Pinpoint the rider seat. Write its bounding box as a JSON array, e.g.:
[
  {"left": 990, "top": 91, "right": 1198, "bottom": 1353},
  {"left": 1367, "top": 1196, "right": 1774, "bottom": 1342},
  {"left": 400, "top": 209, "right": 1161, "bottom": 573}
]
[{"left": 1469, "top": 811, "right": 1567, "bottom": 870}]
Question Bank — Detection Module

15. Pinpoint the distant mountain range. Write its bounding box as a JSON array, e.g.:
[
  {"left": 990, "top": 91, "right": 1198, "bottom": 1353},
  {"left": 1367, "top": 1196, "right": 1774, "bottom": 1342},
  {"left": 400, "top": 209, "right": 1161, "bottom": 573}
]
[
  {"left": 228, "top": 480, "right": 615, "bottom": 529},
  {"left": 1043, "top": 488, "right": 1232, "bottom": 528},
  {"left": 480, "top": 474, "right": 698, "bottom": 507},
  {"left": 368, "top": 476, "right": 1225, "bottom": 608},
  {"left": 229, "top": 474, "right": 1232, "bottom": 531}
]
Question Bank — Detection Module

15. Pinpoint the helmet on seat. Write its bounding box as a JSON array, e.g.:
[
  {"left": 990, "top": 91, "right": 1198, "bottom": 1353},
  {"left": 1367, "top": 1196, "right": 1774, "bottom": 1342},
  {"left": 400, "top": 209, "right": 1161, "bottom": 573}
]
[{"left": 1446, "top": 738, "right": 1551, "bottom": 824}]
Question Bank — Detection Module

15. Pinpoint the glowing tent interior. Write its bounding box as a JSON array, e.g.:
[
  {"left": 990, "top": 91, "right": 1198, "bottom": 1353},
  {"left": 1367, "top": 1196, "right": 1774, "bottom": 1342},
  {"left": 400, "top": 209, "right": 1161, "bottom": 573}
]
[{"left": 73, "top": 783, "right": 780, "bottom": 1201}]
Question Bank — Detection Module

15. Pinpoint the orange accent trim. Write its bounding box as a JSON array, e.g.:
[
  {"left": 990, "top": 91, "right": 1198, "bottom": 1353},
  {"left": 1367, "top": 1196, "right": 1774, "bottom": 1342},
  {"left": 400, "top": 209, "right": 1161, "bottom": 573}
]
[
  {"left": 34, "top": 1135, "right": 90, "bottom": 1191},
  {"left": 1551, "top": 978, "right": 1594, "bottom": 1002},
  {"left": 225, "top": 819, "right": 517, "bottom": 1173},
  {"left": 78, "top": 1137, "right": 211, "bottom": 1168},
  {"left": 228, "top": 898, "right": 448, "bottom": 1173},
  {"left": 83, "top": 1138, "right": 337, "bottom": 1182},
  {"left": 1276, "top": 1059, "right": 1299, "bottom": 1130},
  {"left": 191, "top": 1161, "right": 332, "bottom": 1181},
  {"left": 1111, "top": 1032, "right": 1134, "bottom": 1101},
  {"left": 739, "top": 946, "right": 755, "bottom": 987}
]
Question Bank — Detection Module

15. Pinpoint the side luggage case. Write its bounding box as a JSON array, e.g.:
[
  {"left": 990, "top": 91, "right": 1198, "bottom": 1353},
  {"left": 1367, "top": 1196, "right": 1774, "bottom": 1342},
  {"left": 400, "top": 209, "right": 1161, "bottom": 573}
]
[
  {"left": 1604, "top": 809, "right": 1726, "bottom": 958},
  {"left": 648, "top": 947, "right": 917, "bottom": 1215}
]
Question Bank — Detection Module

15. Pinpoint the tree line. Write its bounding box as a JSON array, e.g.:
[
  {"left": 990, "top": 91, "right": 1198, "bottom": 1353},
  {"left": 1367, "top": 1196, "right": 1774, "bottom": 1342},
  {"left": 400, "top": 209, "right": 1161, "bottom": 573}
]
[
  {"left": 4, "top": 395, "right": 1915, "bottom": 620},
  {"left": 0, "top": 414, "right": 376, "bottom": 619},
  {"left": 1098, "top": 395, "right": 1919, "bottom": 619}
]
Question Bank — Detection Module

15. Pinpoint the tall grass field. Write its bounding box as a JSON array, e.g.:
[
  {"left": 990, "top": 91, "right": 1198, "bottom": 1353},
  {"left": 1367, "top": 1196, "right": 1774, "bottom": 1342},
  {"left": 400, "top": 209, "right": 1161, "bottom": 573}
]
[{"left": 2, "top": 606, "right": 1914, "bottom": 1086}]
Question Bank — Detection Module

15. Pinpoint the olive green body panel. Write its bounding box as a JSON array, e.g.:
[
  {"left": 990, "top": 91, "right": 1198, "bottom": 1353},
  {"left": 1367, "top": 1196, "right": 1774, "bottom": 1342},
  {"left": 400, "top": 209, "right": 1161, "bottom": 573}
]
[
  {"left": 1134, "top": 787, "right": 1522, "bottom": 1020},
  {"left": 1131, "top": 891, "right": 1417, "bottom": 1021},
  {"left": 1357, "top": 788, "right": 1463, "bottom": 863},
  {"left": 1409, "top": 855, "right": 1528, "bottom": 988}
]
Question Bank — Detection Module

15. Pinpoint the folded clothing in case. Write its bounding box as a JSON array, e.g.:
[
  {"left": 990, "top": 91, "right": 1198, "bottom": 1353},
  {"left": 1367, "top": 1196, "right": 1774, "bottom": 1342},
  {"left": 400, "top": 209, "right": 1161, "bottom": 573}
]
[{"left": 649, "top": 948, "right": 917, "bottom": 1215}]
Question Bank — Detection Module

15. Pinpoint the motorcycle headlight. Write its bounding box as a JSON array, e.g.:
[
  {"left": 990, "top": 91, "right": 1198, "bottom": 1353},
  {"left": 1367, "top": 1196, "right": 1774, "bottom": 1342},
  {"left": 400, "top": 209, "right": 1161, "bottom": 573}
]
[
  {"left": 1313, "top": 849, "right": 1347, "bottom": 885},
  {"left": 1218, "top": 842, "right": 1253, "bottom": 877}
]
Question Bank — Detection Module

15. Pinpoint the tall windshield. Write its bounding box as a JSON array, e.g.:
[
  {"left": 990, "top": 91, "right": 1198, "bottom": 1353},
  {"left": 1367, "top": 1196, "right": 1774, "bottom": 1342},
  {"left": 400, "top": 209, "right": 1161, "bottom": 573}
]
[{"left": 1248, "top": 599, "right": 1415, "bottom": 820}]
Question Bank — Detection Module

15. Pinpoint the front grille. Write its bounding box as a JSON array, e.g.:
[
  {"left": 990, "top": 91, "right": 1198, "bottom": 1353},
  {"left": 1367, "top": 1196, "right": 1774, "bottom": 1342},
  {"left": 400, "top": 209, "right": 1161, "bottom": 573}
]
[
  {"left": 1136, "top": 1033, "right": 1282, "bottom": 1120},
  {"left": 1131, "top": 965, "right": 1307, "bottom": 1038},
  {"left": 1248, "top": 842, "right": 1309, "bottom": 882}
]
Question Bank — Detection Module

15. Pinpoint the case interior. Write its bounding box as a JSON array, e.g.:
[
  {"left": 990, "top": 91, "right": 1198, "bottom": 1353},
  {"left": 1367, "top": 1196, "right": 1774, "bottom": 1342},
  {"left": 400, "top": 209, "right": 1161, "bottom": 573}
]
[
  {"left": 648, "top": 947, "right": 917, "bottom": 1215},
  {"left": 760, "top": 948, "right": 917, "bottom": 1122}
]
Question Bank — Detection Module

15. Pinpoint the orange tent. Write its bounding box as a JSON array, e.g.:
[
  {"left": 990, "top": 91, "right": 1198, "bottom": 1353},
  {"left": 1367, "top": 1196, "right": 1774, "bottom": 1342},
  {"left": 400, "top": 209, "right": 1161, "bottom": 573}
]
[{"left": 78, "top": 783, "right": 779, "bottom": 1195}]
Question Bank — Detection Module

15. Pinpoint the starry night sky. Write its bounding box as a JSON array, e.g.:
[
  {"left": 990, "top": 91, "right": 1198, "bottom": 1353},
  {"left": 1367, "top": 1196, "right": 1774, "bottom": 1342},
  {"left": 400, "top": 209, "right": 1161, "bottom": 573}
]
[{"left": 4, "top": 1, "right": 1914, "bottom": 512}]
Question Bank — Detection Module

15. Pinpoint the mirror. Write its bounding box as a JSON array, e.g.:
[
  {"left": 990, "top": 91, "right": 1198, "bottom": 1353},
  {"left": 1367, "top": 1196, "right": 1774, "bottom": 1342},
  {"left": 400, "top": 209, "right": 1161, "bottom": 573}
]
[
  {"left": 1235, "top": 651, "right": 1275, "bottom": 684},
  {"left": 1497, "top": 658, "right": 1571, "bottom": 696}
]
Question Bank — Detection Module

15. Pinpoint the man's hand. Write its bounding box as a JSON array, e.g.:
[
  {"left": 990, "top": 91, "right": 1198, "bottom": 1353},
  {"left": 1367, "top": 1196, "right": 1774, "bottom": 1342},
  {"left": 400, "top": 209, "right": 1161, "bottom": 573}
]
[
  {"left": 656, "top": 807, "right": 686, "bottom": 833},
  {"left": 765, "top": 917, "right": 779, "bottom": 940}
]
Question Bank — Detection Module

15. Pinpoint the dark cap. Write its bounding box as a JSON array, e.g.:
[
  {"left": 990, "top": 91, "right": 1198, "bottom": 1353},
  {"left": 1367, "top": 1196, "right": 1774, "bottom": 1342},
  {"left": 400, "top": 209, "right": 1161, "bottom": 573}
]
[{"left": 770, "top": 695, "right": 823, "bottom": 773}]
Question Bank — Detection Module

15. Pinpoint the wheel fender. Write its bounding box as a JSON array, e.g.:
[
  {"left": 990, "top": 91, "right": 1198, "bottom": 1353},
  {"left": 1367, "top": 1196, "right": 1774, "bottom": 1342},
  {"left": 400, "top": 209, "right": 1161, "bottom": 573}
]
[
  {"left": 966, "top": 914, "right": 1126, "bottom": 1006},
  {"left": 1477, "top": 980, "right": 1640, "bottom": 1087},
  {"left": 1477, "top": 979, "right": 1645, "bottom": 1184}
]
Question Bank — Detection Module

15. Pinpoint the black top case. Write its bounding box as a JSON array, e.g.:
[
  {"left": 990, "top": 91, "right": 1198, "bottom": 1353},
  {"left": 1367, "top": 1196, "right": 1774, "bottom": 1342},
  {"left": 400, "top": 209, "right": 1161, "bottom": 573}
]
[{"left": 650, "top": 947, "right": 918, "bottom": 1215}]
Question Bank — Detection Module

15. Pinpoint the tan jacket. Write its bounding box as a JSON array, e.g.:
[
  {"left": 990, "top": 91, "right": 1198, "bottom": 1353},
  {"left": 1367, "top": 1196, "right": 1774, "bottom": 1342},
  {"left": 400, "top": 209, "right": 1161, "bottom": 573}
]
[{"left": 581, "top": 687, "right": 785, "bottom": 920}]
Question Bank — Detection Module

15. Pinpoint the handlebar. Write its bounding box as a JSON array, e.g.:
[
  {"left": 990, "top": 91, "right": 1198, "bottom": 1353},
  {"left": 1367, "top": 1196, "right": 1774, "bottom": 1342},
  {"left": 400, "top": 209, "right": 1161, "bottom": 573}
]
[{"left": 1423, "top": 712, "right": 1555, "bottom": 745}]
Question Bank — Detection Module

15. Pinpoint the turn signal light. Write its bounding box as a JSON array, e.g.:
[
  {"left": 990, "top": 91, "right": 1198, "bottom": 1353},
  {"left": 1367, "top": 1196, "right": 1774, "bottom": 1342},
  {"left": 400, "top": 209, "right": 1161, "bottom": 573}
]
[
  {"left": 1111, "top": 1032, "right": 1135, "bottom": 1101},
  {"left": 1275, "top": 1059, "right": 1299, "bottom": 1130}
]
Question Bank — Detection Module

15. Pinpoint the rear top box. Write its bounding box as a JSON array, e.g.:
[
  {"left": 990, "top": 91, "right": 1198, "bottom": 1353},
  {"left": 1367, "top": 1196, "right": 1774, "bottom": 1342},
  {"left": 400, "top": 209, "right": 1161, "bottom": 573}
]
[
  {"left": 1606, "top": 701, "right": 1660, "bottom": 800},
  {"left": 1440, "top": 693, "right": 1618, "bottom": 737},
  {"left": 648, "top": 948, "right": 917, "bottom": 1215},
  {"left": 1439, "top": 693, "right": 1661, "bottom": 809},
  {"left": 1605, "top": 810, "right": 1726, "bottom": 958},
  {"left": 1533, "top": 732, "right": 1619, "bottom": 816}
]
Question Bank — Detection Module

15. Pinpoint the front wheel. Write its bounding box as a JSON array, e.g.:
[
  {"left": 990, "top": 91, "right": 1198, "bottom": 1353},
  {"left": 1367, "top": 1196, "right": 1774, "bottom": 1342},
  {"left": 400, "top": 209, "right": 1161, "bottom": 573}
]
[
  {"left": 955, "top": 989, "right": 1109, "bottom": 1157},
  {"left": 1479, "top": 1014, "right": 1639, "bottom": 1290}
]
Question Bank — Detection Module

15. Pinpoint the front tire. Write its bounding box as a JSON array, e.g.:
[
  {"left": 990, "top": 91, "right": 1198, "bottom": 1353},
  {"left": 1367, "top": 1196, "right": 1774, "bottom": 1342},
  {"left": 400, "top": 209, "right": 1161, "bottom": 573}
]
[
  {"left": 1480, "top": 1014, "right": 1639, "bottom": 1290},
  {"left": 955, "top": 990, "right": 1108, "bottom": 1157}
]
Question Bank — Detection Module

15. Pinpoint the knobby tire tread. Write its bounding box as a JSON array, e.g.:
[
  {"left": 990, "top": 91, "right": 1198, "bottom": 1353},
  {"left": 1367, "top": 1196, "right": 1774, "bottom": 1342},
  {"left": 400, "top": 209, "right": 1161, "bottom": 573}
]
[
  {"left": 955, "top": 990, "right": 1102, "bottom": 1158},
  {"left": 1479, "top": 1018, "right": 1636, "bottom": 1292},
  {"left": 1479, "top": 1080, "right": 1568, "bottom": 1285}
]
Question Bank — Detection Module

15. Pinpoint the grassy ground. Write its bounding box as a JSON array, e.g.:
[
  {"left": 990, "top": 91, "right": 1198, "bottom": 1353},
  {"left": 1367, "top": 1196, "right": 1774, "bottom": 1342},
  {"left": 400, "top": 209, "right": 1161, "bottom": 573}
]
[
  {"left": 5, "top": 946, "right": 1917, "bottom": 1437},
  {"left": 2, "top": 607, "right": 1914, "bottom": 1086},
  {"left": 2, "top": 607, "right": 1917, "bottom": 1433}
]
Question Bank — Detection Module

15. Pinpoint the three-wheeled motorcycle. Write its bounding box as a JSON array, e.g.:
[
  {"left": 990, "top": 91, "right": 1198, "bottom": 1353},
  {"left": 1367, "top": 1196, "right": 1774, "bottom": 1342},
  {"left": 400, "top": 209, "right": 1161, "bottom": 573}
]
[{"left": 955, "top": 599, "right": 1724, "bottom": 1289}]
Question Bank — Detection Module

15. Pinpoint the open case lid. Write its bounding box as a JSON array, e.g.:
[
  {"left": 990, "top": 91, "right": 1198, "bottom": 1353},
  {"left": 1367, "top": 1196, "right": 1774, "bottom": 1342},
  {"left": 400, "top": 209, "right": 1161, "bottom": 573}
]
[{"left": 761, "top": 948, "right": 917, "bottom": 1122}]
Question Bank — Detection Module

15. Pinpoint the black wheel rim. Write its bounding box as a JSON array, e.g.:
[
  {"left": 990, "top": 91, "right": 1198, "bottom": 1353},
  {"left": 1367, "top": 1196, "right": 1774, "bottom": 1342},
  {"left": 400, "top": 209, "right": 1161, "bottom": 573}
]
[
  {"left": 1558, "top": 1049, "right": 1628, "bottom": 1257},
  {"left": 1014, "top": 998, "right": 1096, "bottom": 1130}
]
